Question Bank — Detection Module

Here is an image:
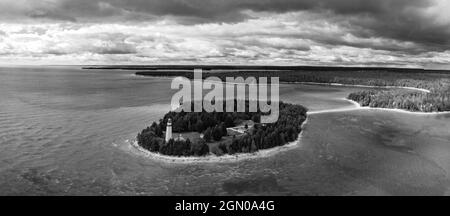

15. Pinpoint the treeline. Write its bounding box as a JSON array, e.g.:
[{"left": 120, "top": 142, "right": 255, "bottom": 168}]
[
  {"left": 348, "top": 89, "right": 450, "bottom": 112},
  {"left": 159, "top": 101, "right": 261, "bottom": 133},
  {"left": 137, "top": 123, "right": 211, "bottom": 157},
  {"left": 92, "top": 65, "right": 446, "bottom": 72},
  {"left": 136, "top": 70, "right": 450, "bottom": 92}
]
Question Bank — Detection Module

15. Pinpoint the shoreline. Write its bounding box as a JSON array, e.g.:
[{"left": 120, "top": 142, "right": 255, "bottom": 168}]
[
  {"left": 343, "top": 98, "right": 450, "bottom": 115},
  {"left": 308, "top": 98, "right": 450, "bottom": 115},
  {"left": 286, "top": 81, "right": 431, "bottom": 93},
  {"left": 129, "top": 118, "right": 308, "bottom": 164},
  {"left": 134, "top": 73, "right": 432, "bottom": 93}
]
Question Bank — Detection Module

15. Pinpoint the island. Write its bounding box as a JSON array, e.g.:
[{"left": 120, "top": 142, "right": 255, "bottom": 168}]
[{"left": 136, "top": 101, "right": 307, "bottom": 157}]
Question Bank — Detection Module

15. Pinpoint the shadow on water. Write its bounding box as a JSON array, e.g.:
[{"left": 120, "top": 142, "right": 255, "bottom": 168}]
[
  {"left": 435, "top": 112, "right": 450, "bottom": 119},
  {"left": 374, "top": 126, "right": 415, "bottom": 152},
  {"left": 300, "top": 112, "right": 450, "bottom": 195},
  {"left": 222, "top": 174, "right": 287, "bottom": 195}
]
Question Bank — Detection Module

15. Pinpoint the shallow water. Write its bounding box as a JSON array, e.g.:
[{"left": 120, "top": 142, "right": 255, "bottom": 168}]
[{"left": 0, "top": 66, "right": 449, "bottom": 195}]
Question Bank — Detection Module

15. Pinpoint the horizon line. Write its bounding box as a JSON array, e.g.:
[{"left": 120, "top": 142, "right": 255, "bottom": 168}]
[{"left": 1, "top": 64, "right": 449, "bottom": 71}]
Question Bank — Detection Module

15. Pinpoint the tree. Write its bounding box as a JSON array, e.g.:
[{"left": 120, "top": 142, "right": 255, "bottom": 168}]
[
  {"left": 220, "top": 123, "right": 227, "bottom": 136},
  {"left": 191, "top": 139, "right": 209, "bottom": 156},
  {"left": 229, "top": 137, "right": 238, "bottom": 154},
  {"left": 149, "top": 138, "right": 160, "bottom": 152},
  {"left": 250, "top": 139, "right": 257, "bottom": 152},
  {"left": 183, "top": 139, "right": 192, "bottom": 156},
  {"left": 218, "top": 143, "right": 228, "bottom": 154},
  {"left": 150, "top": 122, "right": 158, "bottom": 132},
  {"left": 155, "top": 124, "right": 163, "bottom": 137},
  {"left": 203, "top": 127, "right": 212, "bottom": 142},
  {"left": 199, "top": 140, "right": 209, "bottom": 156},
  {"left": 224, "top": 114, "right": 234, "bottom": 127},
  {"left": 251, "top": 114, "right": 260, "bottom": 123},
  {"left": 195, "top": 120, "right": 205, "bottom": 133},
  {"left": 212, "top": 126, "right": 223, "bottom": 141},
  {"left": 280, "top": 133, "right": 286, "bottom": 145}
]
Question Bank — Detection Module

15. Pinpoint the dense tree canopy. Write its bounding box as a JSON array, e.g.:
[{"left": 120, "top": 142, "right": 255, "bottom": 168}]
[
  {"left": 137, "top": 100, "right": 308, "bottom": 157},
  {"left": 226, "top": 102, "right": 307, "bottom": 155},
  {"left": 348, "top": 89, "right": 450, "bottom": 112}
]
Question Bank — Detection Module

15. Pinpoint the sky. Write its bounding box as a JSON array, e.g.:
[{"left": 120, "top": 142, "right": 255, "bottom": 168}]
[{"left": 0, "top": 0, "right": 450, "bottom": 68}]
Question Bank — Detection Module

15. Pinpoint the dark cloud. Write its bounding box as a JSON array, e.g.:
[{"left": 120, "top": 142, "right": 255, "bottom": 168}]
[
  {"left": 5, "top": 0, "right": 446, "bottom": 51},
  {"left": 62, "top": 0, "right": 432, "bottom": 23},
  {"left": 27, "top": 9, "right": 77, "bottom": 22},
  {"left": 1, "top": 0, "right": 450, "bottom": 66},
  {"left": 1, "top": 0, "right": 433, "bottom": 23}
]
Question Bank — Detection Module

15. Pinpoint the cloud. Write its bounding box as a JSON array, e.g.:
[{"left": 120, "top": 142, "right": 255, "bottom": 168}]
[
  {"left": 2, "top": 0, "right": 449, "bottom": 47},
  {"left": 0, "top": 0, "right": 450, "bottom": 67},
  {"left": 1, "top": 19, "right": 449, "bottom": 67},
  {"left": 27, "top": 9, "right": 77, "bottom": 22}
]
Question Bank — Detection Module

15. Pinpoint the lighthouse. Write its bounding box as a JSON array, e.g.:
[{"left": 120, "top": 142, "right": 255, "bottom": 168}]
[{"left": 165, "top": 118, "right": 172, "bottom": 142}]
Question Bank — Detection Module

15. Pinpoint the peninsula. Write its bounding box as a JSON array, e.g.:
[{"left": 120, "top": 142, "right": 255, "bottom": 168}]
[{"left": 131, "top": 67, "right": 450, "bottom": 113}]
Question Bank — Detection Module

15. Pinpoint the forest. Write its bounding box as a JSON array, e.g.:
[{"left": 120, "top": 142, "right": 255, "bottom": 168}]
[
  {"left": 136, "top": 69, "right": 450, "bottom": 91},
  {"left": 136, "top": 100, "right": 307, "bottom": 157},
  {"left": 225, "top": 102, "right": 307, "bottom": 155},
  {"left": 348, "top": 89, "right": 450, "bottom": 112}
]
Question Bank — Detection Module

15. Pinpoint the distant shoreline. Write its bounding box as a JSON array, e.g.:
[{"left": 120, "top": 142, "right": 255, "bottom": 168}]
[
  {"left": 343, "top": 98, "right": 450, "bottom": 115},
  {"left": 133, "top": 72, "right": 432, "bottom": 93},
  {"left": 82, "top": 65, "right": 450, "bottom": 73},
  {"left": 287, "top": 81, "right": 431, "bottom": 93},
  {"left": 308, "top": 98, "right": 450, "bottom": 115}
]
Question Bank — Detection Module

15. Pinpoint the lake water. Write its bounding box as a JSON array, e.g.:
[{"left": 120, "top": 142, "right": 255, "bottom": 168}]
[{"left": 0, "top": 66, "right": 449, "bottom": 195}]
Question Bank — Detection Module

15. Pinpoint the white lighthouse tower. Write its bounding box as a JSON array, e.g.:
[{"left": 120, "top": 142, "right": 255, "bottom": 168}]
[{"left": 165, "top": 118, "right": 172, "bottom": 142}]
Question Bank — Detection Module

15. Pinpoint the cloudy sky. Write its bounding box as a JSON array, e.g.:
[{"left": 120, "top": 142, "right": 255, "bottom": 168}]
[{"left": 1, "top": 0, "right": 450, "bottom": 68}]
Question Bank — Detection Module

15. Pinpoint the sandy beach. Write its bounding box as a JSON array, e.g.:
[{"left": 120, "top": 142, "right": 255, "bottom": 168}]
[{"left": 289, "top": 81, "right": 431, "bottom": 93}]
